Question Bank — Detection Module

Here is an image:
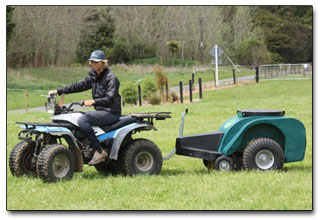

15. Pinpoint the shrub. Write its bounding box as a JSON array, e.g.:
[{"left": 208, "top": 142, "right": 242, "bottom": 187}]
[
  {"left": 143, "top": 45, "right": 157, "bottom": 58},
  {"left": 169, "top": 91, "right": 179, "bottom": 103},
  {"left": 70, "top": 63, "right": 83, "bottom": 67},
  {"left": 154, "top": 65, "right": 168, "bottom": 101},
  {"left": 141, "top": 77, "right": 157, "bottom": 100},
  {"left": 121, "top": 81, "right": 137, "bottom": 105},
  {"left": 147, "top": 93, "right": 162, "bottom": 105}
]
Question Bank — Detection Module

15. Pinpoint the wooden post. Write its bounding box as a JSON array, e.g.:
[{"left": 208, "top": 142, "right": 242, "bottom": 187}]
[
  {"left": 199, "top": 78, "right": 202, "bottom": 99},
  {"left": 255, "top": 67, "right": 259, "bottom": 83},
  {"left": 232, "top": 69, "right": 236, "bottom": 84},
  {"left": 179, "top": 81, "right": 183, "bottom": 103},
  {"left": 189, "top": 80, "right": 192, "bottom": 102},
  {"left": 138, "top": 85, "right": 142, "bottom": 106},
  {"left": 165, "top": 82, "right": 169, "bottom": 102},
  {"left": 25, "top": 89, "right": 28, "bottom": 112}
]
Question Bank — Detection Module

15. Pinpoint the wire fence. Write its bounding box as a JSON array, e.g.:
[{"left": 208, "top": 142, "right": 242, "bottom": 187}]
[
  {"left": 7, "top": 63, "right": 312, "bottom": 112},
  {"left": 259, "top": 63, "right": 312, "bottom": 80}
]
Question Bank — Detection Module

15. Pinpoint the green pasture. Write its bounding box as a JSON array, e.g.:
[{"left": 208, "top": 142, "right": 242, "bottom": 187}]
[
  {"left": 6, "top": 79, "right": 312, "bottom": 210},
  {"left": 7, "top": 64, "right": 255, "bottom": 111}
]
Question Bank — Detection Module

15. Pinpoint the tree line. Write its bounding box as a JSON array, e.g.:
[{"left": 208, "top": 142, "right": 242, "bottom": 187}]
[{"left": 6, "top": 6, "right": 312, "bottom": 68}]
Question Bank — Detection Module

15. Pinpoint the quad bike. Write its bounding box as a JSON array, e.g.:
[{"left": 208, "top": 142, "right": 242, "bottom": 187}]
[{"left": 9, "top": 94, "right": 171, "bottom": 182}]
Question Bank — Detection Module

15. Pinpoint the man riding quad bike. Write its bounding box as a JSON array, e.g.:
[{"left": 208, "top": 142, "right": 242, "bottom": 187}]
[
  {"left": 9, "top": 50, "right": 171, "bottom": 182},
  {"left": 48, "top": 50, "right": 121, "bottom": 165}
]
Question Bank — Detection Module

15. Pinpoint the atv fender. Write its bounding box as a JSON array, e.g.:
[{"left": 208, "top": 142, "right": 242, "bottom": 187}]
[
  {"left": 28, "top": 126, "right": 80, "bottom": 149},
  {"left": 108, "top": 123, "right": 155, "bottom": 160},
  {"left": 23, "top": 126, "right": 83, "bottom": 172}
]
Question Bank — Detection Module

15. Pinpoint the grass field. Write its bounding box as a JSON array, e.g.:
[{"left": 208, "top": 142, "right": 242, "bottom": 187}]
[
  {"left": 7, "top": 64, "right": 255, "bottom": 110},
  {"left": 6, "top": 79, "right": 312, "bottom": 210}
]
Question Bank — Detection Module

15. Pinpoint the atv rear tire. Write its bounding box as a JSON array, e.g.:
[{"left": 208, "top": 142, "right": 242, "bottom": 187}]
[
  {"left": 37, "top": 144, "right": 75, "bottom": 183},
  {"left": 9, "top": 140, "right": 37, "bottom": 177},
  {"left": 243, "top": 138, "right": 284, "bottom": 170},
  {"left": 119, "top": 138, "right": 162, "bottom": 176}
]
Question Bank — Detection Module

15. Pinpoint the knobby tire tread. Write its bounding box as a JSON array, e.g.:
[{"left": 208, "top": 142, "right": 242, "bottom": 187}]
[{"left": 243, "top": 138, "right": 284, "bottom": 170}]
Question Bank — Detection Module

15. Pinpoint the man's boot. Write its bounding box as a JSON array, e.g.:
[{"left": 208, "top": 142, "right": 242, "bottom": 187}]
[{"left": 88, "top": 149, "right": 108, "bottom": 166}]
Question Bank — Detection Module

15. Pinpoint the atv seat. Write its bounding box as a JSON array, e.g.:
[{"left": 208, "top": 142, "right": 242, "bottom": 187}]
[
  {"left": 238, "top": 110, "right": 285, "bottom": 117},
  {"left": 100, "top": 115, "right": 138, "bottom": 133}
]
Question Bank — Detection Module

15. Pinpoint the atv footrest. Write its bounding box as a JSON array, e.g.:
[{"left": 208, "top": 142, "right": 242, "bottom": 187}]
[{"left": 176, "top": 146, "right": 221, "bottom": 161}]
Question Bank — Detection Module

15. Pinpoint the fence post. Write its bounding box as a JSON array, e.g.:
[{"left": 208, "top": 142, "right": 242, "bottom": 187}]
[
  {"left": 255, "top": 67, "right": 259, "bottom": 83},
  {"left": 179, "top": 81, "right": 183, "bottom": 103},
  {"left": 199, "top": 78, "right": 202, "bottom": 99},
  {"left": 165, "top": 82, "right": 169, "bottom": 102},
  {"left": 189, "top": 80, "right": 192, "bottom": 102},
  {"left": 138, "top": 85, "right": 142, "bottom": 106},
  {"left": 122, "top": 97, "right": 125, "bottom": 107},
  {"left": 25, "top": 89, "right": 28, "bottom": 112},
  {"left": 232, "top": 69, "right": 236, "bottom": 84}
]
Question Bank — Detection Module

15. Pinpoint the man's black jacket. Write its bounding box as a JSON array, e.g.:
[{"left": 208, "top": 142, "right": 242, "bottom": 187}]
[{"left": 57, "top": 68, "right": 121, "bottom": 115}]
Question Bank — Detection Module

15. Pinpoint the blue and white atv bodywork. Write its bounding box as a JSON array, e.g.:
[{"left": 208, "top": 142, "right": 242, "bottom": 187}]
[{"left": 11, "top": 95, "right": 171, "bottom": 182}]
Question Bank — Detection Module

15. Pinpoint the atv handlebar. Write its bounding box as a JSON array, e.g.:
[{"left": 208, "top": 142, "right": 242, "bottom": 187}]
[
  {"left": 43, "top": 94, "right": 85, "bottom": 114},
  {"left": 66, "top": 101, "right": 85, "bottom": 111}
]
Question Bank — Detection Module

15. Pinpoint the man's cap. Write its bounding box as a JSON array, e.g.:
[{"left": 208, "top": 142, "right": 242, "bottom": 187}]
[{"left": 88, "top": 50, "right": 106, "bottom": 62}]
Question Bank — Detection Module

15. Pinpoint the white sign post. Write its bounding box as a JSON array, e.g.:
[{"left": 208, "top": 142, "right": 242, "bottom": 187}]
[
  {"left": 215, "top": 45, "right": 219, "bottom": 86},
  {"left": 210, "top": 45, "right": 222, "bottom": 87}
]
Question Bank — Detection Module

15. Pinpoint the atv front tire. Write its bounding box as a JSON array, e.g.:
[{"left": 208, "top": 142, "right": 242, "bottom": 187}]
[
  {"left": 9, "top": 140, "right": 37, "bottom": 176},
  {"left": 37, "top": 144, "right": 75, "bottom": 183},
  {"left": 119, "top": 139, "right": 162, "bottom": 176}
]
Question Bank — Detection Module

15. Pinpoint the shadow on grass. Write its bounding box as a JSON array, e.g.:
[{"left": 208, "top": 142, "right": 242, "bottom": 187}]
[
  {"left": 78, "top": 171, "right": 123, "bottom": 180},
  {"left": 282, "top": 164, "right": 312, "bottom": 172},
  {"left": 77, "top": 167, "right": 209, "bottom": 180},
  {"left": 75, "top": 163, "right": 312, "bottom": 181},
  {"left": 160, "top": 168, "right": 208, "bottom": 176}
]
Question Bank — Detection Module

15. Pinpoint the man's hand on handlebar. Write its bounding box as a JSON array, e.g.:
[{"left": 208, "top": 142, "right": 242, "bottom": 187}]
[
  {"left": 48, "top": 90, "right": 58, "bottom": 96},
  {"left": 84, "top": 100, "right": 95, "bottom": 107}
]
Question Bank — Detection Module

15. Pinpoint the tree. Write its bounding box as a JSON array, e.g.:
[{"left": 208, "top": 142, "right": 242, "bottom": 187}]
[
  {"left": 253, "top": 6, "right": 312, "bottom": 63},
  {"left": 239, "top": 40, "right": 271, "bottom": 66},
  {"left": 76, "top": 8, "right": 115, "bottom": 63},
  {"left": 105, "top": 37, "right": 131, "bottom": 64},
  {"left": 7, "top": 6, "right": 88, "bottom": 67},
  {"left": 166, "top": 40, "right": 181, "bottom": 66},
  {"left": 6, "top": 6, "right": 16, "bottom": 51}
]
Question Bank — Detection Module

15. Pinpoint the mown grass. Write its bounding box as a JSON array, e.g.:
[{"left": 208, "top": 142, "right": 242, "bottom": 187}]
[
  {"left": 7, "top": 64, "right": 255, "bottom": 110},
  {"left": 6, "top": 79, "right": 312, "bottom": 210}
]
